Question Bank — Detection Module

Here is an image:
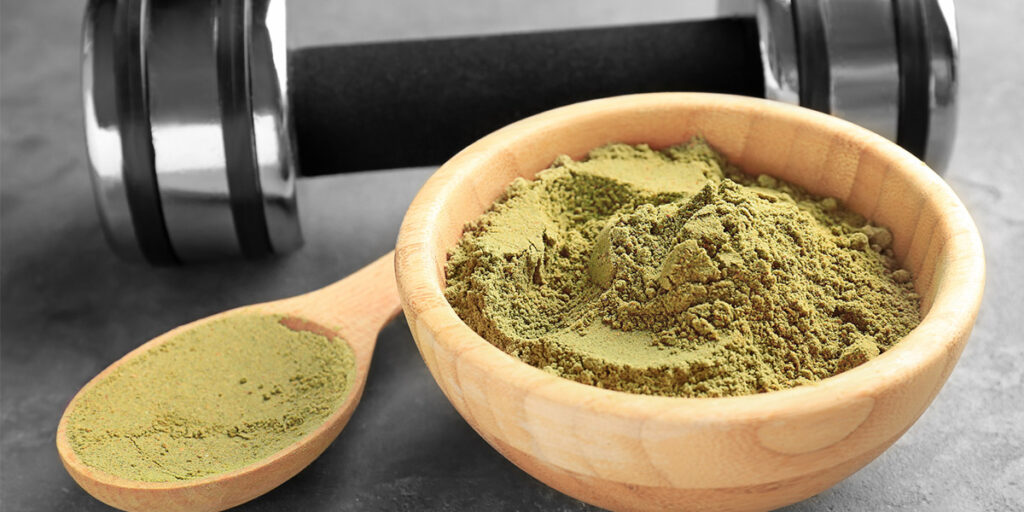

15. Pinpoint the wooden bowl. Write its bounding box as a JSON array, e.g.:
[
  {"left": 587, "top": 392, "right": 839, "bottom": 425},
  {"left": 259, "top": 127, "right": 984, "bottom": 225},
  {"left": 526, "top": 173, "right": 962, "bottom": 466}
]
[{"left": 393, "top": 93, "right": 984, "bottom": 512}]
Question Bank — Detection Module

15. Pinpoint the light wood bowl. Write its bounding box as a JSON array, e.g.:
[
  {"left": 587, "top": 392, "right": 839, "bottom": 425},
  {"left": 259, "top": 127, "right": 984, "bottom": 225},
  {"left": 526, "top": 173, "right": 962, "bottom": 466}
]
[{"left": 394, "top": 93, "right": 985, "bottom": 512}]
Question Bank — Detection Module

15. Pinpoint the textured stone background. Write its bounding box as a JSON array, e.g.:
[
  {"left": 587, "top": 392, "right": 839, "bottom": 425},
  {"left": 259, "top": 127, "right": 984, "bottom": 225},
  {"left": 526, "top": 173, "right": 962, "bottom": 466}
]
[{"left": 2, "top": 1, "right": 1021, "bottom": 510}]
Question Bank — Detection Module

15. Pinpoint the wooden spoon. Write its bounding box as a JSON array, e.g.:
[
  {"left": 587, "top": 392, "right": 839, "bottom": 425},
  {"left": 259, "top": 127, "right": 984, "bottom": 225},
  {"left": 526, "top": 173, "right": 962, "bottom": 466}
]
[{"left": 56, "top": 252, "right": 400, "bottom": 512}]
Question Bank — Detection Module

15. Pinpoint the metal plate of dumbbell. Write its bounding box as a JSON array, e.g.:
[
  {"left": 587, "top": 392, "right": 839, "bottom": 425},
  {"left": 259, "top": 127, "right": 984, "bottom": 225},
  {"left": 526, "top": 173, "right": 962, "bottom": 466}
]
[{"left": 83, "top": 0, "right": 957, "bottom": 264}]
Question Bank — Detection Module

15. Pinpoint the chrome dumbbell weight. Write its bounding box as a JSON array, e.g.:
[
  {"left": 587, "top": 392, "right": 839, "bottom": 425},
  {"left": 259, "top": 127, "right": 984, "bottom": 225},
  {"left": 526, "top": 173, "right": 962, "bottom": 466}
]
[{"left": 83, "top": 0, "right": 957, "bottom": 264}]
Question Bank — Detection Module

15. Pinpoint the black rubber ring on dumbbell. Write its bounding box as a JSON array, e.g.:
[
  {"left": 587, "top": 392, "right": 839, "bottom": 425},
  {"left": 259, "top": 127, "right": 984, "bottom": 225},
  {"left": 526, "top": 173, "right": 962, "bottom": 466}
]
[
  {"left": 113, "top": 0, "right": 179, "bottom": 264},
  {"left": 893, "top": 0, "right": 930, "bottom": 161},
  {"left": 791, "top": 0, "right": 831, "bottom": 114},
  {"left": 217, "top": 0, "right": 273, "bottom": 258}
]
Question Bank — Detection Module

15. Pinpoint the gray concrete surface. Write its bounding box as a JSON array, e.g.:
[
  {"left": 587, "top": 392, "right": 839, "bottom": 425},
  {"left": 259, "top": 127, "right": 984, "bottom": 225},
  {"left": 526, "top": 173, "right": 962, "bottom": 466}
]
[{"left": 2, "top": 1, "right": 1022, "bottom": 510}]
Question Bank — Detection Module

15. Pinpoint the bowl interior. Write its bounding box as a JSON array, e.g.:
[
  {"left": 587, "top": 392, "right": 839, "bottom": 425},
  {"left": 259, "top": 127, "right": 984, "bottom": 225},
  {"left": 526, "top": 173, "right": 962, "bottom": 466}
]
[{"left": 398, "top": 93, "right": 984, "bottom": 407}]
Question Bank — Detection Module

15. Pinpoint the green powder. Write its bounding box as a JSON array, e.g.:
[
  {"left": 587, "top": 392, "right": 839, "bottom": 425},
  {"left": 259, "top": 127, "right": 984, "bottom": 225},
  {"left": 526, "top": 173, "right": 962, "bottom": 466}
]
[
  {"left": 445, "top": 139, "right": 920, "bottom": 398},
  {"left": 66, "top": 314, "right": 355, "bottom": 482}
]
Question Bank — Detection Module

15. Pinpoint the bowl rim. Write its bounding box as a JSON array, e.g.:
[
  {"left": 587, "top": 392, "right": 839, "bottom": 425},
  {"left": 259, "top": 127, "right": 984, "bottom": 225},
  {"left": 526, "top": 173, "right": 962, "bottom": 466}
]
[{"left": 394, "top": 92, "right": 985, "bottom": 422}]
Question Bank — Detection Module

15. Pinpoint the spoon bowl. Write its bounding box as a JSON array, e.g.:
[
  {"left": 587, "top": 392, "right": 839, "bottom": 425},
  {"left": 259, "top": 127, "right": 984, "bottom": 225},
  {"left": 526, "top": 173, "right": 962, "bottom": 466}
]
[
  {"left": 394, "top": 93, "right": 985, "bottom": 511},
  {"left": 57, "top": 252, "right": 399, "bottom": 512}
]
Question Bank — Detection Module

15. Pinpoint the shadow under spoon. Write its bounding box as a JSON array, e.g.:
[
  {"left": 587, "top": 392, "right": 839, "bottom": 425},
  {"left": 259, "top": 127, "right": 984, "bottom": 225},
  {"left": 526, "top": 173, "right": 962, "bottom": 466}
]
[{"left": 56, "top": 252, "right": 401, "bottom": 512}]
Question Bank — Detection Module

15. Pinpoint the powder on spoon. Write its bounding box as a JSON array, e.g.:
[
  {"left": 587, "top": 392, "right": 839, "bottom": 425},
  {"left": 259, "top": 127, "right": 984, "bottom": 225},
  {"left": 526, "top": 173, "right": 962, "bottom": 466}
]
[
  {"left": 65, "top": 314, "right": 355, "bottom": 482},
  {"left": 444, "top": 138, "right": 920, "bottom": 398}
]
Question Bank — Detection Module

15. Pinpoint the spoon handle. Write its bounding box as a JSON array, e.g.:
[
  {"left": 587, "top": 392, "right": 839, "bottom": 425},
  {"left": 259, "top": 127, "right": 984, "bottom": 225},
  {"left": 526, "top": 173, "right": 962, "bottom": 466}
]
[{"left": 265, "top": 251, "right": 401, "bottom": 348}]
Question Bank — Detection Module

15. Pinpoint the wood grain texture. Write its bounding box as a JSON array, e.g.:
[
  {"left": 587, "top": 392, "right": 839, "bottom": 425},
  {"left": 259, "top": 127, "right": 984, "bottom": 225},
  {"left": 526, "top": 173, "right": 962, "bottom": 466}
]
[
  {"left": 394, "top": 93, "right": 985, "bottom": 512},
  {"left": 55, "top": 252, "right": 401, "bottom": 512}
]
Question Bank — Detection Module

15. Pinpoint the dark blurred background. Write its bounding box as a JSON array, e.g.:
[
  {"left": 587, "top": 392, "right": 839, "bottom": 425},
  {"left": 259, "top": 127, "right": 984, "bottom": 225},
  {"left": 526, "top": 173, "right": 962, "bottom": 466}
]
[{"left": 2, "top": 1, "right": 1022, "bottom": 510}]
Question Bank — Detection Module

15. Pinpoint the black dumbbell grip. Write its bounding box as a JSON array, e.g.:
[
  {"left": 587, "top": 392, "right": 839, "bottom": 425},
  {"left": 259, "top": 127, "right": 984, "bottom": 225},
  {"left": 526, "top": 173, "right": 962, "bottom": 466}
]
[{"left": 290, "top": 18, "right": 763, "bottom": 175}]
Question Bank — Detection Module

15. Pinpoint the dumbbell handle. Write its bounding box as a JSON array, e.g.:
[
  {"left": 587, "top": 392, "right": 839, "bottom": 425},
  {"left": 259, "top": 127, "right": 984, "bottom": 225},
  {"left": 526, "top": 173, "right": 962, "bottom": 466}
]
[{"left": 290, "top": 18, "right": 763, "bottom": 175}]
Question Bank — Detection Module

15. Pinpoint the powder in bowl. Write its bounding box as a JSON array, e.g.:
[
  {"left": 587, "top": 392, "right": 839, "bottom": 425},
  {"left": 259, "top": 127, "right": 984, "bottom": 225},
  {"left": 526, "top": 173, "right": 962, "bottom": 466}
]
[{"left": 444, "top": 138, "right": 920, "bottom": 398}]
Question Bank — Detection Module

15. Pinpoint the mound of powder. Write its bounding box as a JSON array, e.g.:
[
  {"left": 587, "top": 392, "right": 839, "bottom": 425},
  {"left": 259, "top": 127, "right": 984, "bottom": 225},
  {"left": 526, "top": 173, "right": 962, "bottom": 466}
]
[{"left": 444, "top": 139, "right": 920, "bottom": 397}]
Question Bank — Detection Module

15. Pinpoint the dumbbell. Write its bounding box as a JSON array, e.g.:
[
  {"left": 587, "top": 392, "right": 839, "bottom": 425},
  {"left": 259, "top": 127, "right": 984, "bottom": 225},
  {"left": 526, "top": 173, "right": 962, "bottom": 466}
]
[{"left": 82, "top": 0, "right": 958, "bottom": 264}]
